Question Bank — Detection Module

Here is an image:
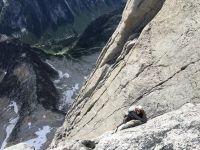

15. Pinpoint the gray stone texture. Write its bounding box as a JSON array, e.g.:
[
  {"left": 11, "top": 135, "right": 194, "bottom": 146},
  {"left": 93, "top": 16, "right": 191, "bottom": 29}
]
[
  {"left": 50, "top": 0, "right": 200, "bottom": 149},
  {"left": 50, "top": 103, "right": 200, "bottom": 150}
]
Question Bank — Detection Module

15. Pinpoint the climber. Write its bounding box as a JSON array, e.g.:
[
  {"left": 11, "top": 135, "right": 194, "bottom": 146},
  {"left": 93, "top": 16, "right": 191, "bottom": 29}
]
[{"left": 115, "top": 105, "right": 147, "bottom": 132}]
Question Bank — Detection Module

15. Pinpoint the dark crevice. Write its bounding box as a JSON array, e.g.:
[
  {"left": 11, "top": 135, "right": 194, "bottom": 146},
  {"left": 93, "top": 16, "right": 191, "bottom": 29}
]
[{"left": 137, "top": 0, "right": 145, "bottom": 8}]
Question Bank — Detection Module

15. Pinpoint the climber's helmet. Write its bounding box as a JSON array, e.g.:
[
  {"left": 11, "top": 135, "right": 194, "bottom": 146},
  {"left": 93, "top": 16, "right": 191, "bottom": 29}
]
[
  {"left": 135, "top": 105, "right": 143, "bottom": 114},
  {"left": 129, "top": 105, "right": 143, "bottom": 114}
]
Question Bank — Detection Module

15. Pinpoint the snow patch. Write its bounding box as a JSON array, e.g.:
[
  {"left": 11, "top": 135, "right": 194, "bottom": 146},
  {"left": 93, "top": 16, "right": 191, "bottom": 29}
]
[
  {"left": 53, "top": 70, "right": 70, "bottom": 85},
  {"left": 21, "top": 28, "right": 27, "bottom": 33},
  {"left": 28, "top": 122, "right": 32, "bottom": 129},
  {"left": 45, "top": 53, "right": 99, "bottom": 111},
  {"left": 0, "top": 71, "right": 7, "bottom": 82},
  {"left": 0, "top": 117, "right": 19, "bottom": 150},
  {"left": 8, "top": 101, "right": 19, "bottom": 113},
  {"left": 2, "top": 0, "right": 8, "bottom": 5},
  {"left": 21, "top": 53, "right": 27, "bottom": 58},
  {"left": 45, "top": 60, "right": 56, "bottom": 70},
  {"left": 58, "top": 70, "right": 70, "bottom": 79},
  {"left": 0, "top": 102, "right": 19, "bottom": 150},
  {"left": 24, "top": 126, "right": 52, "bottom": 150},
  {"left": 59, "top": 83, "right": 79, "bottom": 110},
  {"left": 46, "top": 60, "right": 70, "bottom": 84}
]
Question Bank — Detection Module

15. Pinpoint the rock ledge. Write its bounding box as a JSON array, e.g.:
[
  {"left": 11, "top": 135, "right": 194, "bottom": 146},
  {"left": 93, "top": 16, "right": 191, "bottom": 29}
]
[{"left": 50, "top": 103, "right": 200, "bottom": 150}]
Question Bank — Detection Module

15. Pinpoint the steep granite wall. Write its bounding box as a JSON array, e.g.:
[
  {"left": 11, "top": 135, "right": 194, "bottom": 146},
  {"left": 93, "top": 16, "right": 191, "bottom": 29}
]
[
  {"left": 50, "top": 0, "right": 200, "bottom": 148},
  {"left": 50, "top": 103, "right": 200, "bottom": 150}
]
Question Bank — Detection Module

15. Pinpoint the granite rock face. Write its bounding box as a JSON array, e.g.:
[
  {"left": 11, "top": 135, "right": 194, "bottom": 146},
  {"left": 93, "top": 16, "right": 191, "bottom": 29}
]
[
  {"left": 50, "top": 0, "right": 200, "bottom": 148},
  {"left": 49, "top": 103, "right": 200, "bottom": 150}
]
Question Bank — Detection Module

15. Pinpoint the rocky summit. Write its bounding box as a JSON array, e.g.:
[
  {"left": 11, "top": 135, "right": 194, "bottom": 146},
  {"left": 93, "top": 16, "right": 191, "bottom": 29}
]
[{"left": 2, "top": 0, "right": 200, "bottom": 149}]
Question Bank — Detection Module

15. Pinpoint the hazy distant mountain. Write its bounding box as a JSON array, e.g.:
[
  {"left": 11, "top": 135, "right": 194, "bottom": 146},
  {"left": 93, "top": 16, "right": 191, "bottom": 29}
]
[{"left": 0, "top": 0, "right": 124, "bottom": 39}]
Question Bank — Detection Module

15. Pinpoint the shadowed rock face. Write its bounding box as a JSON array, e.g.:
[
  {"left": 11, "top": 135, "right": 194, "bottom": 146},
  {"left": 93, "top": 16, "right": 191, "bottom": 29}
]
[
  {"left": 67, "top": 7, "right": 124, "bottom": 58},
  {"left": 0, "top": 0, "right": 124, "bottom": 38},
  {"left": 37, "top": 7, "right": 124, "bottom": 57},
  {"left": 0, "top": 36, "right": 64, "bottom": 149},
  {"left": 0, "top": 37, "right": 59, "bottom": 110},
  {"left": 49, "top": 0, "right": 200, "bottom": 148}
]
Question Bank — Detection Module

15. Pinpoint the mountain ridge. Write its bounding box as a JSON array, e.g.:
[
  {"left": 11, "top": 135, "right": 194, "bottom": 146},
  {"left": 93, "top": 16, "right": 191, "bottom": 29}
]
[{"left": 0, "top": 0, "right": 124, "bottom": 40}]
